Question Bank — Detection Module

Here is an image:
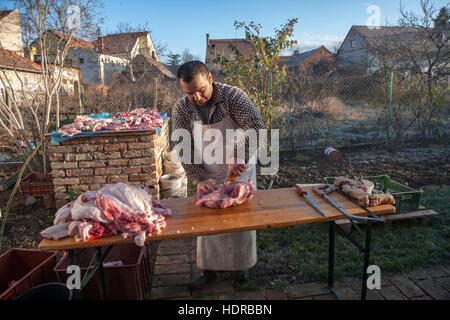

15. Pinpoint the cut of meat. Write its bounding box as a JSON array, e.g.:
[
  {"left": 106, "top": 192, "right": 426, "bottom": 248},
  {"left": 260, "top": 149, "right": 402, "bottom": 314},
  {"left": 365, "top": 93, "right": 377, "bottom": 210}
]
[
  {"left": 334, "top": 177, "right": 395, "bottom": 208},
  {"left": 40, "top": 223, "right": 71, "bottom": 240},
  {"left": 54, "top": 202, "right": 73, "bottom": 225},
  {"left": 195, "top": 179, "right": 255, "bottom": 209},
  {"left": 41, "top": 183, "right": 171, "bottom": 246},
  {"left": 57, "top": 108, "right": 164, "bottom": 137},
  {"left": 70, "top": 191, "right": 110, "bottom": 224}
]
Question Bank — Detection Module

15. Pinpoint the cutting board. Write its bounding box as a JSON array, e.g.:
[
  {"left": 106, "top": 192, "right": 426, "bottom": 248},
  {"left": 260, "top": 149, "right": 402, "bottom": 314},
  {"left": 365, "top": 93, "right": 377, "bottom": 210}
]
[{"left": 38, "top": 185, "right": 395, "bottom": 251}]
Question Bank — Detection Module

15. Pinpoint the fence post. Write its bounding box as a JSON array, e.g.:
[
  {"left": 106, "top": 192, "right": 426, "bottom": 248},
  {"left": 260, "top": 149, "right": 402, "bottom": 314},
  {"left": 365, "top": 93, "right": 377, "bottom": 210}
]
[
  {"left": 386, "top": 71, "right": 393, "bottom": 146},
  {"left": 79, "top": 83, "right": 85, "bottom": 114},
  {"left": 153, "top": 77, "right": 158, "bottom": 109}
]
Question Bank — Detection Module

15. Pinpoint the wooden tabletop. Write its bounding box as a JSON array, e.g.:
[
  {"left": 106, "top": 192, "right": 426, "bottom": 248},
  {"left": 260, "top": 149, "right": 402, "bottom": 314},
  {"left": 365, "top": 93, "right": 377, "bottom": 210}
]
[{"left": 38, "top": 185, "right": 396, "bottom": 251}]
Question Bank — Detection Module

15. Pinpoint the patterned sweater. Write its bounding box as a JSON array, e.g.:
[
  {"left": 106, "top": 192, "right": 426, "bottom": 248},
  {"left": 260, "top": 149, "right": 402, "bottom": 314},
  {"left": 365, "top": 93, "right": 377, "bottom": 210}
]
[{"left": 172, "top": 82, "right": 266, "bottom": 184}]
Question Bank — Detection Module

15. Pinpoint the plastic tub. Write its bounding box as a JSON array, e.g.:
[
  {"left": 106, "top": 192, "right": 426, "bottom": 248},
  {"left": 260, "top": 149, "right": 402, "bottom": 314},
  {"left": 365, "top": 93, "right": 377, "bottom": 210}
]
[
  {"left": 54, "top": 244, "right": 150, "bottom": 300},
  {"left": 13, "top": 282, "right": 72, "bottom": 300},
  {"left": 0, "top": 249, "right": 58, "bottom": 300},
  {"left": 20, "top": 172, "right": 54, "bottom": 197}
]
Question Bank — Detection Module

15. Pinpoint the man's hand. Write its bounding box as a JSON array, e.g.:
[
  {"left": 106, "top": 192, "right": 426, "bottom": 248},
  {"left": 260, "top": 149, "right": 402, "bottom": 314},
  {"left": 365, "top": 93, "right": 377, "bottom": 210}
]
[
  {"left": 225, "top": 158, "right": 247, "bottom": 184},
  {"left": 197, "top": 180, "right": 218, "bottom": 197}
]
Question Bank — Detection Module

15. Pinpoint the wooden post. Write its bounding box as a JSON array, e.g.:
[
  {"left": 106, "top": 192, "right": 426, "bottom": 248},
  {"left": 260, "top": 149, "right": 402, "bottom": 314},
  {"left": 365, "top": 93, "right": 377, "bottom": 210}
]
[
  {"left": 79, "top": 83, "right": 85, "bottom": 114},
  {"left": 153, "top": 77, "right": 157, "bottom": 109}
]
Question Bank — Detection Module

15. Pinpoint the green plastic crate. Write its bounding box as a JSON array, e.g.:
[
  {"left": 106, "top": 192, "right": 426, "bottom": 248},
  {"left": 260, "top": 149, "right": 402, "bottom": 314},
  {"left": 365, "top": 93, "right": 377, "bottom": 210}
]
[{"left": 324, "top": 175, "right": 423, "bottom": 213}]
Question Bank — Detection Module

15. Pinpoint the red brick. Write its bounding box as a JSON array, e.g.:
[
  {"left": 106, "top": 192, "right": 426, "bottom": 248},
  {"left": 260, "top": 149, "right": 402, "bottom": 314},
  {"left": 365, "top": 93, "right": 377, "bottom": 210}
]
[
  {"left": 108, "top": 159, "right": 129, "bottom": 167},
  {"left": 53, "top": 178, "right": 80, "bottom": 185},
  {"left": 129, "top": 158, "right": 155, "bottom": 166},
  {"left": 75, "top": 154, "right": 92, "bottom": 161},
  {"left": 95, "top": 167, "right": 122, "bottom": 175},
  {"left": 78, "top": 160, "right": 106, "bottom": 168},
  {"left": 89, "top": 137, "right": 118, "bottom": 144},
  {"left": 64, "top": 154, "right": 76, "bottom": 161},
  {"left": 49, "top": 153, "right": 64, "bottom": 161},
  {"left": 118, "top": 136, "right": 139, "bottom": 142},
  {"left": 48, "top": 145, "right": 75, "bottom": 153},
  {"left": 60, "top": 138, "right": 89, "bottom": 145},
  {"left": 93, "top": 152, "right": 121, "bottom": 160},
  {"left": 123, "top": 167, "right": 142, "bottom": 174},
  {"left": 66, "top": 169, "right": 93, "bottom": 177},
  {"left": 107, "top": 175, "right": 129, "bottom": 183},
  {"left": 128, "top": 142, "right": 154, "bottom": 150},
  {"left": 52, "top": 170, "right": 65, "bottom": 178},
  {"left": 51, "top": 162, "right": 78, "bottom": 169},
  {"left": 104, "top": 144, "right": 127, "bottom": 151},
  {"left": 129, "top": 174, "right": 147, "bottom": 182},
  {"left": 139, "top": 134, "right": 155, "bottom": 142},
  {"left": 76, "top": 145, "right": 103, "bottom": 152},
  {"left": 122, "top": 150, "right": 143, "bottom": 158}
]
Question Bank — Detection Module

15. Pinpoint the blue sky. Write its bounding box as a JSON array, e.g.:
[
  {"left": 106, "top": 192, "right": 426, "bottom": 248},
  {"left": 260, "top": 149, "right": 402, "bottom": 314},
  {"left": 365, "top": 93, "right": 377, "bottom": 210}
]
[{"left": 3, "top": 0, "right": 449, "bottom": 62}]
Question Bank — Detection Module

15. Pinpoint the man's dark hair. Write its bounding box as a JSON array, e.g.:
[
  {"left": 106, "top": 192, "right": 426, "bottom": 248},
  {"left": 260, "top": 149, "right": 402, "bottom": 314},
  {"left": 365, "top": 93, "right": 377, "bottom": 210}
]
[{"left": 177, "top": 61, "right": 209, "bottom": 82}]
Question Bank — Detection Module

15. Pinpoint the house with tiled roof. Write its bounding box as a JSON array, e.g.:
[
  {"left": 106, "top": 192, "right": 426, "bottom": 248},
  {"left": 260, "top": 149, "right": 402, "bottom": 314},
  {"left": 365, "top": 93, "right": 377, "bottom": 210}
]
[
  {"left": 277, "top": 46, "right": 336, "bottom": 74},
  {"left": 336, "top": 25, "right": 435, "bottom": 74},
  {"left": 30, "top": 30, "right": 128, "bottom": 85},
  {"left": 92, "top": 31, "right": 159, "bottom": 61},
  {"left": 123, "top": 54, "right": 176, "bottom": 83},
  {"left": 0, "top": 9, "right": 23, "bottom": 55},
  {"left": 205, "top": 34, "right": 254, "bottom": 63},
  {"left": 0, "top": 47, "right": 81, "bottom": 100}
]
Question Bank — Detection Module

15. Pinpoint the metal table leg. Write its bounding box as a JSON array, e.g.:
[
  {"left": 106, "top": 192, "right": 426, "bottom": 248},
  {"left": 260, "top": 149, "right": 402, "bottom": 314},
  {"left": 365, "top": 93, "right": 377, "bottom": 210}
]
[
  {"left": 328, "top": 220, "right": 375, "bottom": 301},
  {"left": 97, "top": 247, "right": 107, "bottom": 300},
  {"left": 361, "top": 221, "right": 373, "bottom": 300}
]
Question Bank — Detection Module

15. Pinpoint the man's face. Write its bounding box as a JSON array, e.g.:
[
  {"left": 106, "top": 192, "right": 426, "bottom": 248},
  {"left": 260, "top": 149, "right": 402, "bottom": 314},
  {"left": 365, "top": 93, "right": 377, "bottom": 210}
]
[{"left": 179, "top": 72, "right": 214, "bottom": 107}]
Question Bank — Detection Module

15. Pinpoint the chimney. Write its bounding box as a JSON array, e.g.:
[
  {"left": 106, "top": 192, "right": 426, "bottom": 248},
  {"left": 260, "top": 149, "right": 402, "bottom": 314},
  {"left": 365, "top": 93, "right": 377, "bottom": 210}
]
[
  {"left": 293, "top": 50, "right": 299, "bottom": 56},
  {"left": 206, "top": 34, "right": 210, "bottom": 47}
]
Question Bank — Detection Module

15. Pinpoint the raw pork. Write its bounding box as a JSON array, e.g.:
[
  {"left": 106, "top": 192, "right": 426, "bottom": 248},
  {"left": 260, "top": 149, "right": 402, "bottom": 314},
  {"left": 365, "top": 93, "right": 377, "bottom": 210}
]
[
  {"left": 195, "top": 179, "right": 255, "bottom": 209},
  {"left": 334, "top": 177, "right": 395, "bottom": 208},
  {"left": 40, "top": 183, "right": 171, "bottom": 246},
  {"left": 57, "top": 108, "right": 164, "bottom": 137}
]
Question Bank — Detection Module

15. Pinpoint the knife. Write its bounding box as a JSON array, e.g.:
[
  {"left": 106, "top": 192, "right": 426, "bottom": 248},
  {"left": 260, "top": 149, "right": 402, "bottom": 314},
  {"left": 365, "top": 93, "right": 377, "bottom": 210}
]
[{"left": 295, "top": 185, "right": 327, "bottom": 217}]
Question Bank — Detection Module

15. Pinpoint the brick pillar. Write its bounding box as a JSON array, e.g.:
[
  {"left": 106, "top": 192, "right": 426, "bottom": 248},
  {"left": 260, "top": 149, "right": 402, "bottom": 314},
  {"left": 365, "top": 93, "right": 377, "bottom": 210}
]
[{"left": 47, "top": 123, "right": 169, "bottom": 208}]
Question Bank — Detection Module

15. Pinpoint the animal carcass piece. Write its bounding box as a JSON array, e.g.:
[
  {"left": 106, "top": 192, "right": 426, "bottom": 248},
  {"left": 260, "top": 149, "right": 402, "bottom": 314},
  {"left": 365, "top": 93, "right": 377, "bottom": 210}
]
[
  {"left": 334, "top": 177, "right": 395, "bottom": 208},
  {"left": 40, "top": 183, "right": 171, "bottom": 246},
  {"left": 57, "top": 108, "right": 164, "bottom": 137},
  {"left": 195, "top": 179, "right": 255, "bottom": 209}
]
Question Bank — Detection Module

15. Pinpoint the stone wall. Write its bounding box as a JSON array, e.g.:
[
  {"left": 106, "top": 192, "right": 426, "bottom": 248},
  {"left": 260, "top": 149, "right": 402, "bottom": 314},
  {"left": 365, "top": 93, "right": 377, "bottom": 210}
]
[{"left": 47, "top": 123, "right": 169, "bottom": 207}]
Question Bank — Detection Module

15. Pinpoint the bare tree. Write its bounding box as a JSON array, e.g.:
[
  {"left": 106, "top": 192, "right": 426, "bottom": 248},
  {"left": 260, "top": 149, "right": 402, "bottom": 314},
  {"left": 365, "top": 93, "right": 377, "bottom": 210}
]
[{"left": 0, "top": 0, "right": 103, "bottom": 171}]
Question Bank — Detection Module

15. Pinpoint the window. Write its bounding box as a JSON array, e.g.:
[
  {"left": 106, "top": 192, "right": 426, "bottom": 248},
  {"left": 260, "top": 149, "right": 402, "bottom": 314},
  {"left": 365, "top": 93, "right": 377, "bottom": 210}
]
[
  {"left": 24, "top": 77, "right": 28, "bottom": 86},
  {"left": 211, "top": 44, "right": 215, "bottom": 48},
  {"left": 79, "top": 58, "right": 84, "bottom": 64},
  {"left": 351, "top": 40, "right": 355, "bottom": 48}
]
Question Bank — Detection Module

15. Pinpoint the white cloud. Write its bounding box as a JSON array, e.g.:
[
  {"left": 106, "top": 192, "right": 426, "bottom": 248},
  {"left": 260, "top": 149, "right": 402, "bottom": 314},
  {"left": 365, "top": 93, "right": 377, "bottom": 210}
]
[{"left": 284, "top": 34, "right": 345, "bottom": 54}]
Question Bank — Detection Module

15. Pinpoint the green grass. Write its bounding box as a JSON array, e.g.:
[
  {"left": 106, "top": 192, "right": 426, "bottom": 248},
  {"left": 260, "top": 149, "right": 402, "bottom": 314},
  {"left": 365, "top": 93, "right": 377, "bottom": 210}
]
[{"left": 257, "top": 185, "right": 450, "bottom": 282}]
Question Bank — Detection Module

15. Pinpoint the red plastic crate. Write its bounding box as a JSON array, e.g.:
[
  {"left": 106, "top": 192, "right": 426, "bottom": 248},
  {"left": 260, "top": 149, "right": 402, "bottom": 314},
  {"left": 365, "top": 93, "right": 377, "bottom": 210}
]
[
  {"left": 0, "top": 249, "right": 58, "bottom": 300},
  {"left": 20, "top": 172, "right": 54, "bottom": 197},
  {"left": 54, "top": 244, "right": 150, "bottom": 300}
]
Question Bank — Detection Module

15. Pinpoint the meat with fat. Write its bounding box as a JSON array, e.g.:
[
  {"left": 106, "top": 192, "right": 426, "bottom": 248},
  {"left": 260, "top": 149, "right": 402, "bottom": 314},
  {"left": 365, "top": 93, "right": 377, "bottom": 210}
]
[
  {"left": 334, "top": 177, "right": 395, "bottom": 208},
  {"left": 195, "top": 179, "right": 255, "bottom": 209}
]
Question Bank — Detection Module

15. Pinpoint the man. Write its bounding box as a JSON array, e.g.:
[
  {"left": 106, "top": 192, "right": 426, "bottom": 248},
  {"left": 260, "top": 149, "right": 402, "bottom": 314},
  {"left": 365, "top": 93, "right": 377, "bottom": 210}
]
[{"left": 172, "top": 61, "right": 266, "bottom": 290}]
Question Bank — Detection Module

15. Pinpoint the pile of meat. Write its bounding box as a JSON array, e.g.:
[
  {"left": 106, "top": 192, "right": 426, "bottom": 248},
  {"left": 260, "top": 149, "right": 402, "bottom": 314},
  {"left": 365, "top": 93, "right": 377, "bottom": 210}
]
[
  {"left": 58, "top": 108, "right": 165, "bottom": 137},
  {"left": 40, "top": 183, "right": 171, "bottom": 246},
  {"left": 334, "top": 177, "right": 395, "bottom": 208},
  {"left": 195, "top": 179, "right": 255, "bottom": 209}
]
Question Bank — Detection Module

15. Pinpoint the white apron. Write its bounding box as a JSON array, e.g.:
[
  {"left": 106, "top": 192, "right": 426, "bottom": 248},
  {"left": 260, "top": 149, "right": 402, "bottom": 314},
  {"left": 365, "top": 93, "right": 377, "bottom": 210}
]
[{"left": 194, "top": 103, "right": 257, "bottom": 271}]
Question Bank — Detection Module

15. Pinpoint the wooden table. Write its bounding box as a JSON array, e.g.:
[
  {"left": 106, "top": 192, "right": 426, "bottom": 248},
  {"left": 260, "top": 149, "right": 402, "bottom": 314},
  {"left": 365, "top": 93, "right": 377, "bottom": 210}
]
[{"left": 38, "top": 185, "right": 396, "bottom": 300}]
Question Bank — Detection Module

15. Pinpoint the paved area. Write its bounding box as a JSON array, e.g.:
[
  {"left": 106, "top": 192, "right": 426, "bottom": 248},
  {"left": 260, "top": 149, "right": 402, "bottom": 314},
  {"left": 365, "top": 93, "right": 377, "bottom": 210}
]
[{"left": 146, "top": 238, "right": 450, "bottom": 300}]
